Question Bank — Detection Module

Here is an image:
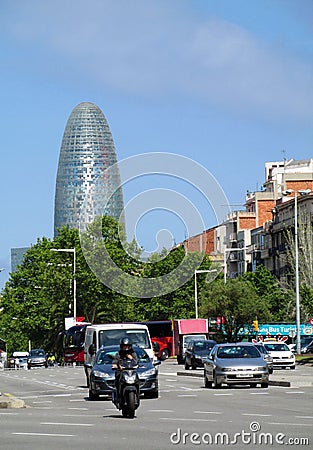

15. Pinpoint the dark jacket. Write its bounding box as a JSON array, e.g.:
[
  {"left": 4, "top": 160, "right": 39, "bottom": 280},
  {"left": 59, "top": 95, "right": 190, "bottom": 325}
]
[{"left": 112, "top": 350, "right": 138, "bottom": 368}]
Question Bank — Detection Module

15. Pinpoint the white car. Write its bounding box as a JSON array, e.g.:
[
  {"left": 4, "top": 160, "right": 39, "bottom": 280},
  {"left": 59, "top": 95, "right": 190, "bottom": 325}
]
[{"left": 264, "top": 342, "right": 295, "bottom": 369}]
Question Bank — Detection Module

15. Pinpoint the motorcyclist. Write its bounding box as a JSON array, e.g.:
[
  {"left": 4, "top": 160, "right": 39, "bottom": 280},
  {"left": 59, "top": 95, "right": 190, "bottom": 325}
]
[{"left": 112, "top": 337, "right": 138, "bottom": 404}]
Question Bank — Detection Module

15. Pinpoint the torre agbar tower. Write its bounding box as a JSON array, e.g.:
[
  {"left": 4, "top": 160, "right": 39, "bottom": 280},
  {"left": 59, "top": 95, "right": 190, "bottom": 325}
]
[{"left": 54, "top": 102, "right": 124, "bottom": 235}]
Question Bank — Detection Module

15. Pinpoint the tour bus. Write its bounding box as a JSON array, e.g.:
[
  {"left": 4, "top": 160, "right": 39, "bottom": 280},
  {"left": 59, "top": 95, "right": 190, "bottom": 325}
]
[
  {"left": 83, "top": 323, "right": 154, "bottom": 386},
  {"left": 140, "top": 320, "right": 173, "bottom": 360},
  {"left": 61, "top": 323, "right": 90, "bottom": 364}
]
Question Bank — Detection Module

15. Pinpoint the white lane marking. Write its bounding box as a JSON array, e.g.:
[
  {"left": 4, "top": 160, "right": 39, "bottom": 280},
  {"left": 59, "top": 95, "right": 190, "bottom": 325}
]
[
  {"left": 285, "top": 391, "right": 305, "bottom": 394},
  {"left": 148, "top": 409, "right": 174, "bottom": 413},
  {"left": 194, "top": 411, "right": 222, "bottom": 415},
  {"left": 53, "top": 394, "right": 72, "bottom": 397},
  {"left": 268, "top": 422, "right": 312, "bottom": 427},
  {"left": 213, "top": 393, "right": 233, "bottom": 396},
  {"left": 32, "top": 401, "right": 52, "bottom": 404},
  {"left": 242, "top": 413, "right": 272, "bottom": 417},
  {"left": 19, "top": 393, "right": 72, "bottom": 399},
  {"left": 295, "top": 416, "right": 313, "bottom": 419},
  {"left": 67, "top": 407, "right": 88, "bottom": 411},
  {"left": 178, "top": 394, "right": 197, "bottom": 397},
  {"left": 1, "top": 373, "right": 85, "bottom": 391},
  {"left": 32, "top": 408, "right": 53, "bottom": 410},
  {"left": 64, "top": 414, "right": 100, "bottom": 417},
  {"left": 160, "top": 418, "right": 217, "bottom": 422},
  {"left": 41, "top": 422, "right": 94, "bottom": 427},
  {"left": 0, "top": 412, "right": 18, "bottom": 415},
  {"left": 165, "top": 384, "right": 175, "bottom": 388},
  {"left": 249, "top": 392, "right": 269, "bottom": 395},
  {"left": 13, "top": 432, "right": 75, "bottom": 437}
]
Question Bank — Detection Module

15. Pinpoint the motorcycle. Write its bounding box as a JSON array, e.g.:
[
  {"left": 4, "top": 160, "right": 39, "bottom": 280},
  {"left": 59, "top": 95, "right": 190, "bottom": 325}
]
[{"left": 112, "top": 358, "right": 140, "bottom": 418}]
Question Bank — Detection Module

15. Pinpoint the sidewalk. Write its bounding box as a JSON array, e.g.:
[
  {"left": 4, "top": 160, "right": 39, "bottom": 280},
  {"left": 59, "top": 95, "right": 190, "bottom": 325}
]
[{"left": 177, "top": 364, "right": 313, "bottom": 388}]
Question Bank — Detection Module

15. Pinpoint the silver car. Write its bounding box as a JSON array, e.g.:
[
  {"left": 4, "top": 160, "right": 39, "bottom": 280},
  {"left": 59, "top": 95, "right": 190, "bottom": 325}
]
[{"left": 204, "top": 343, "right": 269, "bottom": 389}]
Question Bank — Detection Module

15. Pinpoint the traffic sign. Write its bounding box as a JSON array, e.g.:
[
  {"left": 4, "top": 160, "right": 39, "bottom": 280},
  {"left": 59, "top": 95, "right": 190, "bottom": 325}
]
[{"left": 309, "top": 317, "right": 313, "bottom": 326}]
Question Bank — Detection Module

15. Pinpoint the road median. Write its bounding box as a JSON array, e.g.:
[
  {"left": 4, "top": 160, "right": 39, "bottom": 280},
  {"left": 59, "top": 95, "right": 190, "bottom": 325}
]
[{"left": 0, "top": 393, "right": 25, "bottom": 409}]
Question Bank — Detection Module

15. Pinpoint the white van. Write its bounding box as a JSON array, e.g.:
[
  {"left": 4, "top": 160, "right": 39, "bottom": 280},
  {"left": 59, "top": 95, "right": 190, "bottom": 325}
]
[{"left": 84, "top": 323, "right": 154, "bottom": 386}]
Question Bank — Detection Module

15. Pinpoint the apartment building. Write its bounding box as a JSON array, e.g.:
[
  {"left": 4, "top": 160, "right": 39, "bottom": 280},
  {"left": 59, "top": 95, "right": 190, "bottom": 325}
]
[{"left": 178, "top": 158, "right": 313, "bottom": 281}]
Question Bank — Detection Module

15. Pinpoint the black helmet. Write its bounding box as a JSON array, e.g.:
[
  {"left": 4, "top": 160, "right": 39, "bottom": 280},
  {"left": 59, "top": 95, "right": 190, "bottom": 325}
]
[{"left": 120, "top": 337, "right": 133, "bottom": 352}]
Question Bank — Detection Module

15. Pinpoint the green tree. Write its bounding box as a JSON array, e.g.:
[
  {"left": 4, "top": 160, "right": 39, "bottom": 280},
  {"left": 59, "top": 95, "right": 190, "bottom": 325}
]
[
  {"left": 284, "top": 212, "right": 313, "bottom": 321},
  {"left": 0, "top": 217, "right": 142, "bottom": 355},
  {"left": 138, "top": 248, "right": 215, "bottom": 320},
  {"left": 243, "top": 265, "right": 289, "bottom": 321},
  {"left": 199, "top": 277, "right": 270, "bottom": 342}
]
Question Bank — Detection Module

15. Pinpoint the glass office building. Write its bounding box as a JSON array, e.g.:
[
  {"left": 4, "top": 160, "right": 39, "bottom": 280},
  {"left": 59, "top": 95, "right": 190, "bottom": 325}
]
[{"left": 54, "top": 102, "right": 124, "bottom": 235}]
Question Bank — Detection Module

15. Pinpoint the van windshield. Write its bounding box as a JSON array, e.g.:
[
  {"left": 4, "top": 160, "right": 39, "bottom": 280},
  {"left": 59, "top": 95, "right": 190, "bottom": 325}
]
[{"left": 99, "top": 329, "right": 150, "bottom": 349}]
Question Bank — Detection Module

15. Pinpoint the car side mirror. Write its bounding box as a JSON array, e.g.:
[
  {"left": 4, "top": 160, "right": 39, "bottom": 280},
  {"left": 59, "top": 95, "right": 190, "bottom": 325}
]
[
  {"left": 107, "top": 354, "right": 114, "bottom": 360},
  {"left": 153, "top": 360, "right": 161, "bottom": 366}
]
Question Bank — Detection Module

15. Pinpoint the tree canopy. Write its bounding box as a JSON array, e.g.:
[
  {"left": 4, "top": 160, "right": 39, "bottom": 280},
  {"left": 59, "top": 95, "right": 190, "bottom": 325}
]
[
  {"left": 0, "top": 215, "right": 297, "bottom": 354},
  {"left": 199, "top": 277, "right": 271, "bottom": 342},
  {"left": 0, "top": 217, "right": 213, "bottom": 354}
]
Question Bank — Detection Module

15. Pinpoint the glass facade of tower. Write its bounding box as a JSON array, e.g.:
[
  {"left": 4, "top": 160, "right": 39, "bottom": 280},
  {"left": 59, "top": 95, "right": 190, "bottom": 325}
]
[{"left": 54, "top": 102, "right": 124, "bottom": 235}]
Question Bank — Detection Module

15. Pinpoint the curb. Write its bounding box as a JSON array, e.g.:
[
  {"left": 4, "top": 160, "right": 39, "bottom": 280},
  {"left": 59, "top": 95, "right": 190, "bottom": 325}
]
[
  {"left": 177, "top": 371, "right": 291, "bottom": 387},
  {"left": 0, "top": 394, "right": 25, "bottom": 409}
]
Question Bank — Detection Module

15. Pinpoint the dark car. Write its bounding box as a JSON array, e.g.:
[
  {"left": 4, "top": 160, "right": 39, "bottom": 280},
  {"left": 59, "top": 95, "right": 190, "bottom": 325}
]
[
  {"left": 184, "top": 339, "right": 217, "bottom": 370},
  {"left": 88, "top": 345, "right": 161, "bottom": 400},
  {"left": 301, "top": 342, "right": 313, "bottom": 354},
  {"left": 301, "top": 338, "right": 313, "bottom": 354},
  {"left": 27, "top": 349, "right": 48, "bottom": 369}
]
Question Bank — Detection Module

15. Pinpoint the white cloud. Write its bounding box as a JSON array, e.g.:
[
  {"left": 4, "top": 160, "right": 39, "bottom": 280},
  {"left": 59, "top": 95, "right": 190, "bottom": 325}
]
[{"left": 2, "top": 0, "right": 313, "bottom": 121}]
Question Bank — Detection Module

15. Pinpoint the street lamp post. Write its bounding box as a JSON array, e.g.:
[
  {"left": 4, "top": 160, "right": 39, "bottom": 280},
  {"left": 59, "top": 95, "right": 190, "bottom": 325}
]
[
  {"left": 50, "top": 248, "right": 76, "bottom": 321},
  {"left": 282, "top": 188, "right": 311, "bottom": 355},
  {"left": 194, "top": 269, "right": 217, "bottom": 319},
  {"left": 294, "top": 192, "right": 300, "bottom": 356}
]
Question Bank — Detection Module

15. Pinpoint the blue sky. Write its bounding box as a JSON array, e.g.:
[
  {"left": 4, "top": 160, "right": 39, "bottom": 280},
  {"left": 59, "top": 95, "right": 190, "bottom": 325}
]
[{"left": 0, "top": 0, "right": 312, "bottom": 289}]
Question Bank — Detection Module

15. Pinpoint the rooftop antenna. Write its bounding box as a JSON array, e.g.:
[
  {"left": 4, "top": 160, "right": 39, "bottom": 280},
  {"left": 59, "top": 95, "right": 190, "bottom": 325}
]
[
  {"left": 282, "top": 149, "right": 287, "bottom": 191},
  {"left": 282, "top": 149, "right": 287, "bottom": 163}
]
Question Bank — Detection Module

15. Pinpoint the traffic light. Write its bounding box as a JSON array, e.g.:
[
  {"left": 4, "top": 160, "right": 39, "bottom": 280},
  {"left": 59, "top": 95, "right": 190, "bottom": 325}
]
[{"left": 253, "top": 320, "right": 259, "bottom": 332}]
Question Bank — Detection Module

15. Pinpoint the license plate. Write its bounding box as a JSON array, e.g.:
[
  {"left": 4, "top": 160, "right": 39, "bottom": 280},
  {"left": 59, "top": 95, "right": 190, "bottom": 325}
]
[{"left": 236, "top": 373, "right": 252, "bottom": 378}]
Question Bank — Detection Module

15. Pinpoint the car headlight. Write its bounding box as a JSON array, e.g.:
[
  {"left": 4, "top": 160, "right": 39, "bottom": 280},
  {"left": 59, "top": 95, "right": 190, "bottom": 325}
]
[
  {"left": 256, "top": 367, "right": 267, "bottom": 371},
  {"left": 194, "top": 355, "right": 202, "bottom": 360},
  {"left": 221, "top": 368, "right": 232, "bottom": 372},
  {"left": 93, "top": 370, "right": 111, "bottom": 378},
  {"left": 141, "top": 368, "right": 156, "bottom": 377}
]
